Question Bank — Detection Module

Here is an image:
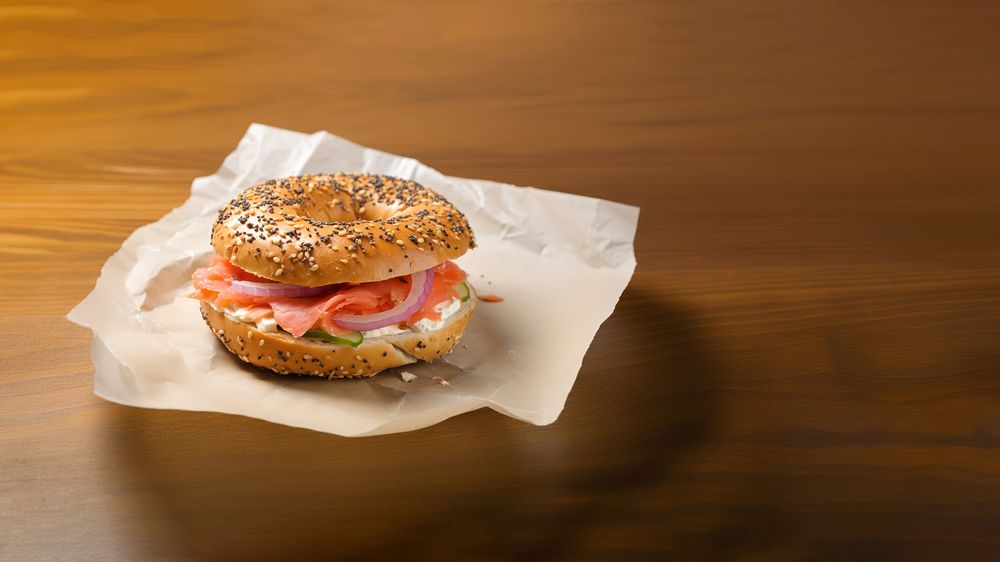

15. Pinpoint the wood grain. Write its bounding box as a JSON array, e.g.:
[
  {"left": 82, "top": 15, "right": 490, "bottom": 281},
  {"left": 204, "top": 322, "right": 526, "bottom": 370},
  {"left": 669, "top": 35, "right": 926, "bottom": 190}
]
[{"left": 2, "top": 1, "right": 1000, "bottom": 560}]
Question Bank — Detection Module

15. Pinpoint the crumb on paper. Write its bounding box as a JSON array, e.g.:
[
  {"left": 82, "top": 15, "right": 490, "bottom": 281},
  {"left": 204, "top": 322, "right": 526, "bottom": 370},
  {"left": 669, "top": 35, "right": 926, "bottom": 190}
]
[
  {"left": 400, "top": 371, "right": 417, "bottom": 382},
  {"left": 480, "top": 294, "right": 504, "bottom": 303},
  {"left": 432, "top": 376, "right": 450, "bottom": 386},
  {"left": 508, "top": 349, "right": 516, "bottom": 355}
]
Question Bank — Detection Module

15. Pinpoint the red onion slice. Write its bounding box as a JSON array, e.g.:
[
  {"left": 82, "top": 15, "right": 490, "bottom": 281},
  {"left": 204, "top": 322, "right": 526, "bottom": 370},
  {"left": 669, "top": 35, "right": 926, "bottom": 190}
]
[
  {"left": 230, "top": 279, "right": 340, "bottom": 298},
  {"left": 332, "top": 269, "right": 435, "bottom": 332}
]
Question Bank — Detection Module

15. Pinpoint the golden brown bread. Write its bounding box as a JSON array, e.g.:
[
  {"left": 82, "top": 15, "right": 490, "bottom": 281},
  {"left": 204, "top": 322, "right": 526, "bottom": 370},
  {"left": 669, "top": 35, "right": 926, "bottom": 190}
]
[
  {"left": 199, "top": 291, "right": 476, "bottom": 378},
  {"left": 211, "top": 173, "right": 475, "bottom": 286}
]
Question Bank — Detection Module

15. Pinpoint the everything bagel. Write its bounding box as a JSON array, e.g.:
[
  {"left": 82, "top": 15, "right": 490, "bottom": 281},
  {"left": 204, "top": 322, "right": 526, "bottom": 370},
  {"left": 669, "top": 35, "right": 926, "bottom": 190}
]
[
  {"left": 211, "top": 173, "right": 476, "bottom": 286},
  {"left": 192, "top": 173, "right": 479, "bottom": 378}
]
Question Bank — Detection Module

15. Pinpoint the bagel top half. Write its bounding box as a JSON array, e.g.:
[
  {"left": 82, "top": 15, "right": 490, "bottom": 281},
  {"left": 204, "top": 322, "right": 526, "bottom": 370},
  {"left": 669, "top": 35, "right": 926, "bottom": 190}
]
[{"left": 211, "top": 173, "right": 476, "bottom": 286}]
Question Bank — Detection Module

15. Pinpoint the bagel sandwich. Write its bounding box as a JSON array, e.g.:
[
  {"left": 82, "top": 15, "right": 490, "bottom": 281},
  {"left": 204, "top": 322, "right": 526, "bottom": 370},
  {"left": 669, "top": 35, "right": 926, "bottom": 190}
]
[{"left": 190, "top": 173, "right": 477, "bottom": 378}]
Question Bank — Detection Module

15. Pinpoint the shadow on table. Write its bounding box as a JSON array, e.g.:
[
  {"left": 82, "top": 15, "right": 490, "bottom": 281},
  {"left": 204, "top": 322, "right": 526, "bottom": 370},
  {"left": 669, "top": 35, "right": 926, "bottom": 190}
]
[{"left": 105, "top": 285, "right": 720, "bottom": 561}]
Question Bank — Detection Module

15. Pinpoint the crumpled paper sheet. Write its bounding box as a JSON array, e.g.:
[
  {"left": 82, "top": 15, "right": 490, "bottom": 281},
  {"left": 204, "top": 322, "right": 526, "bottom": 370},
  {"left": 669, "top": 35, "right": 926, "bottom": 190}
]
[{"left": 68, "top": 124, "right": 639, "bottom": 436}]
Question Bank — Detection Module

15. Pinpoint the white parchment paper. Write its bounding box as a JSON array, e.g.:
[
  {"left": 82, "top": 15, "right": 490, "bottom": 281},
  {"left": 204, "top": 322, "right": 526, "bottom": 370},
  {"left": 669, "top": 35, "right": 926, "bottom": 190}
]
[{"left": 67, "top": 124, "right": 639, "bottom": 436}]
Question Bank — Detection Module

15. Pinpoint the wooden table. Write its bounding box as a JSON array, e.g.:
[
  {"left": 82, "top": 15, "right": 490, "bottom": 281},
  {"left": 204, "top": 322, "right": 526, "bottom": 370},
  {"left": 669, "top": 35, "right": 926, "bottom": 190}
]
[{"left": 3, "top": 2, "right": 999, "bottom": 560}]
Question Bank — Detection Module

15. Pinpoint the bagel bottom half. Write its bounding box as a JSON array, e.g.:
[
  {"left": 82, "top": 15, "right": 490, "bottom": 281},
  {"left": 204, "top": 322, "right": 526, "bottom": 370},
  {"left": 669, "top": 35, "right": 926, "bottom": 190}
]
[{"left": 199, "top": 293, "right": 476, "bottom": 378}]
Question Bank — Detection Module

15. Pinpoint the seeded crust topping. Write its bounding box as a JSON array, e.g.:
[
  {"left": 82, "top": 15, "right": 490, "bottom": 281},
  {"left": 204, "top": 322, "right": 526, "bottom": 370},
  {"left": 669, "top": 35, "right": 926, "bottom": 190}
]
[{"left": 211, "top": 173, "right": 476, "bottom": 286}]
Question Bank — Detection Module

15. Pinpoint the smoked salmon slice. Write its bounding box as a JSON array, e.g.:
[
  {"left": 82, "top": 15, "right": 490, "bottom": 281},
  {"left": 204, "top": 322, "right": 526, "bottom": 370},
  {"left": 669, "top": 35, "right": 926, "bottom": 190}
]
[{"left": 191, "top": 257, "right": 467, "bottom": 336}]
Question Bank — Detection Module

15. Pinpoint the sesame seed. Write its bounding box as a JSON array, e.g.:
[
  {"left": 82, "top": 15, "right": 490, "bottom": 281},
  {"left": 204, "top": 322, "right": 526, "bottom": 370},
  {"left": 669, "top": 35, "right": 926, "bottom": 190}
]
[
  {"left": 259, "top": 339, "right": 265, "bottom": 347},
  {"left": 395, "top": 239, "right": 404, "bottom": 246},
  {"left": 355, "top": 355, "right": 362, "bottom": 360},
  {"left": 272, "top": 256, "right": 280, "bottom": 263},
  {"left": 339, "top": 258, "right": 349, "bottom": 264},
  {"left": 417, "top": 237, "right": 424, "bottom": 243},
  {"left": 310, "top": 264, "right": 319, "bottom": 271},
  {"left": 275, "top": 268, "right": 284, "bottom": 276},
  {"left": 303, "top": 354, "right": 312, "bottom": 361}
]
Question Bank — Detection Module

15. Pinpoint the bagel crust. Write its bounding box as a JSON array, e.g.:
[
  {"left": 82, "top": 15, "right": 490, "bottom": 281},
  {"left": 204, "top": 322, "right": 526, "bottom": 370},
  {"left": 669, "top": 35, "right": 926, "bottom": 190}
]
[
  {"left": 211, "top": 173, "right": 476, "bottom": 286},
  {"left": 199, "top": 291, "right": 476, "bottom": 378}
]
